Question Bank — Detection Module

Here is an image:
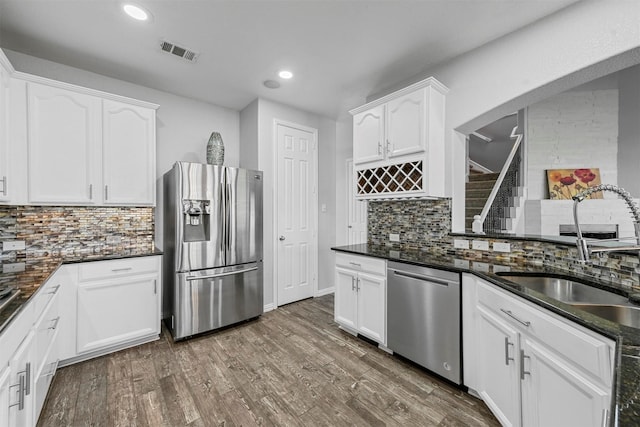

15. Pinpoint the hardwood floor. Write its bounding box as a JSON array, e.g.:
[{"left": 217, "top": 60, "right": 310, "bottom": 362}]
[{"left": 39, "top": 295, "right": 499, "bottom": 426}]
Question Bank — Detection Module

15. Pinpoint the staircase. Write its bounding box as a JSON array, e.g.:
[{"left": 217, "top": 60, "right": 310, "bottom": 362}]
[{"left": 465, "top": 173, "right": 499, "bottom": 230}]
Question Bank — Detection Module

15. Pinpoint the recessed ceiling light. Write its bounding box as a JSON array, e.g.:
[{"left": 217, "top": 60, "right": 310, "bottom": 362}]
[
  {"left": 264, "top": 80, "right": 281, "bottom": 89},
  {"left": 123, "top": 3, "right": 150, "bottom": 21},
  {"left": 278, "top": 70, "right": 293, "bottom": 79}
]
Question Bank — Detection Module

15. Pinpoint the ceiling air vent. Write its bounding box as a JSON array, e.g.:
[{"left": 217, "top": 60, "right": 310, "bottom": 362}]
[{"left": 160, "top": 40, "right": 200, "bottom": 63}]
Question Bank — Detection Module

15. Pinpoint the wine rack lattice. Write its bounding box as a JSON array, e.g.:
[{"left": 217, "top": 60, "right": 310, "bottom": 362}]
[{"left": 357, "top": 161, "right": 423, "bottom": 195}]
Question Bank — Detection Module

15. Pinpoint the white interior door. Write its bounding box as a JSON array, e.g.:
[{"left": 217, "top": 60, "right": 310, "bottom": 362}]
[
  {"left": 276, "top": 121, "right": 317, "bottom": 306},
  {"left": 346, "top": 159, "right": 367, "bottom": 245}
]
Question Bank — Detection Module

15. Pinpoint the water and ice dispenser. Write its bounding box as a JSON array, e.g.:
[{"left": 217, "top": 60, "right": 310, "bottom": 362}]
[{"left": 182, "top": 200, "right": 211, "bottom": 242}]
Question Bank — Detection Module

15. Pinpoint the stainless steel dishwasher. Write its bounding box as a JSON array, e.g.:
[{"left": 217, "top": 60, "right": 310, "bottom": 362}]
[{"left": 387, "top": 261, "right": 461, "bottom": 384}]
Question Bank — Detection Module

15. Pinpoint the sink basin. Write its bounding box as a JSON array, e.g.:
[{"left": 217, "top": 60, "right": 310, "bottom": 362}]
[
  {"left": 497, "top": 274, "right": 628, "bottom": 305},
  {"left": 568, "top": 304, "right": 640, "bottom": 329}
]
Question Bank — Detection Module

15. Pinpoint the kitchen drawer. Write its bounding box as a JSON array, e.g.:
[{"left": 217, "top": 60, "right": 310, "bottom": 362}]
[
  {"left": 0, "top": 301, "right": 34, "bottom": 369},
  {"left": 32, "top": 270, "right": 63, "bottom": 324},
  {"left": 477, "top": 281, "right": 614, "bottom": 386},
  {"left": 34, "top": 290, "right": 60, "bottom": 375},
  {"left": 335, "top": 252, "right": 386, "bottom": 276},
  {"left": 78, "top": 256, "right": 160, "bottom": 282},
  {"left": 34, "top": 347, "right": 58, "bottom": 420}
]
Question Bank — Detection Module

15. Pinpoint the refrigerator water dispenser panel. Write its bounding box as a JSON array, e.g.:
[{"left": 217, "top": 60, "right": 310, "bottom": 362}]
[{"left": 182, "top": 199, "right": 211, "bottom": 242}]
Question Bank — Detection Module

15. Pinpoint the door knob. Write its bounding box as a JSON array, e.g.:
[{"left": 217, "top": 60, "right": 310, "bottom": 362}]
[
  {"left": 279, "top": 236, "right": 286, "bottom": 241},
  {"left": 348, "top": 225, "right": 353, "bottom": 228}
]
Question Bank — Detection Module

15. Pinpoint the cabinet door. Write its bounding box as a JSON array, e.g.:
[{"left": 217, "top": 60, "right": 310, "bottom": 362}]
[
  {"left": 102, "top": 100, "right": 156, "bottom": 205},
  {"left": 77, "top": 274, "right": 159, "bottom": 354},
  {"left": 27, "top": 83, "right": 101, "bottom": 204},
  {"left": 356, "top": 272, "right": 386, "bottom": 344},
  {"left": 476, "top": 305, "right": 521, "bottom": 427},
  {"left": 386, "top": 89, "right": 425, "bottom": 159},
  {"left": 0, "top": 366, "right": 10, "bottom": 427},
  {"left": 334, "top": 267, "right": 357, "bottom": 330},
  {"left": 0, "top": 62, "right": 10, "bottom": 202},
  {"left": 521, "top": 337, "right": 611, "bottom": 427},
  {"left": 8, "top": 331, "right": 35, "bottom": 427},
  {"left": 353, "top": 105, "right": 385, "bottom": 165}
]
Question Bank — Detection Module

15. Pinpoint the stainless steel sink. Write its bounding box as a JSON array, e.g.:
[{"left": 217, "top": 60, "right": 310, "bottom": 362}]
[
  {"left": 497, "top": 274, "right": 629, "bottom": 305},
  {"left": 567, "top": 304, "right": 640, "bottom": 329}
]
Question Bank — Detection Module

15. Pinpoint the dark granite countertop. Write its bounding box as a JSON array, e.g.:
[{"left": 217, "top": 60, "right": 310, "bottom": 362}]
[
  {"left": 0, "top": 248, "right": 163, "bottom": 335},
  {"left": 332, "top": 243, "right": 640, "bottom": 426}
]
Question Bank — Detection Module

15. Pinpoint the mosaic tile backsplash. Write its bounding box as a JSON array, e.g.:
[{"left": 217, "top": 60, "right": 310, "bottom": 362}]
[
  {"left": 0, "top": 206, "right": 154, "bottom": 263},
  {"left": 368, "top": 199, "right": 640, "bottom": 292}
]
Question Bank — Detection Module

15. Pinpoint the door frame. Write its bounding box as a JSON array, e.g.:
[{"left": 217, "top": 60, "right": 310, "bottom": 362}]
[{"left": 272, "top": 119, "right": 319, "bottom": 308}]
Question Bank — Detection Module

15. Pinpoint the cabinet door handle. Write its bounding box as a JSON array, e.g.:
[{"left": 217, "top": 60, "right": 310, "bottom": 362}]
[
  {"left": 47, "top": 284, "right": 61, "bottom": 295},
  {"left": 348, "top": 262, "right": 361, "bottom": 267},
  {"left": 48, "top": 316, "right": 61, "bottom": 330},
  {"left": 104, "top": 185, "right": 109, "bottom": 200},
  {"left": 1, "top": 175, "right": 7, "bottom": 196},
  {"left": 377, "top": 141, "right": 382, "bottom": 155},
  {"left": 25, "top": 362, "right": 31, "bottom": 396},
  {"left": 111, "top": 267, "right": 133, "bottom": 272},
  {"left": 520, "top": 350, "right": 531, "bottom": 380},
  {"left": 153, "top": 279, "right": 157, "bottom": 294},
  {"left": 386, "top": 139, "right": 391, "bottom": 154},
  {"left": 500, "top": 309, "right": 531, "bottom": 327},
  {"left": 351, "top": 276, "right": 355, "bottom": 291},
  {"left": 601, "top": 409, "right": 609, "bottom": 427},
  {"left": 89, "top": 184, "right": 93, "bottom": 200},
  {"left": 8, "top": 374, "right": 25, "bottom": 410},
  {"left": 504, "top": 337, "right": 514, "bottom": 366},
  {"left": 356, "top": 277, "right": 360, "bottom": 292}
]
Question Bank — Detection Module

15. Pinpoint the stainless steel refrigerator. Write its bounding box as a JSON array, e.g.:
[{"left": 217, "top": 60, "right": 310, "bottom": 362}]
[{"left": 163, "top": 161, "right": 263, "bottom": 340}]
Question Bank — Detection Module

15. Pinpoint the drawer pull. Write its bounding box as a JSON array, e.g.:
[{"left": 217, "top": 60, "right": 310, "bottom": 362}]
[
  {"left": 500, "top": 308, "right": 531, "bottom": 327},
  {"left": 48, "top": 316, "right": 61, "bottom": 330},
  {"left": 351, "top": 276, "right": 356, "bottom": 291},
  {"left": 47, "top": 284, "right": 61, "bottom": 295},
  {"left": 8, "top": 374, "right": 25, "bottom": 410},
  {"left": 111, "top": 267, "right": 133, "bottom": 272},
  {"left": 504, "top": 337, "right": 514, "bottom": 366},
  {"left": 349, "top": 262, "right": 361, "bottom": 267}
]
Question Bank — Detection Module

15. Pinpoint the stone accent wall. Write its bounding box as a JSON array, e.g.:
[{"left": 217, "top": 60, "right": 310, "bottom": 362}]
[
  {"left": 368, "top": 198, "right": 640, "bottom": 292},
  {"left": 0, "top": 206, "right": 154, "bottom": 262},
  {"left": 368, "top": 199, "right": 451, "bottom": 249}
]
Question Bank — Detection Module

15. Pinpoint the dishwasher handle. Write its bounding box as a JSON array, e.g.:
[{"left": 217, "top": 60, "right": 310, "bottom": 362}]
[{"left": 391, "top": 270, "right": 451, "bottom": 287}]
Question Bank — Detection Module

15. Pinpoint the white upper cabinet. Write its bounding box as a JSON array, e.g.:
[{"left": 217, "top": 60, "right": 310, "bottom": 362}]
[
  {"left": 386, "top": 89, "right": 425, "bottom": 159},
  {"left": 353, "top": 105, "right": 385, "bottom": 165},
  {"left": 0, "top": 51, "right": 12, "bottom": 202},
  {"left": 0, "top": 48, "right": 159, "bottom": 206},
  {"left": 102, "top": 100, "right": 156, "bottom": 205},
  {"left": 27, "top": 83, "right": 101, "bottom": 204},
  {"left": 349, "top": 77, "right": 448, "bottom": 199}
]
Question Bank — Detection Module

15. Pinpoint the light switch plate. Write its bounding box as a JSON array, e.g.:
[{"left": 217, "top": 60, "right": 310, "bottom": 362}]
[
  {"left": 389, "top": 233, "right": 400, "bottom": 242},
  {"left": 453, "top": 239, "right": 469, "bottom": 249},
  {"left": 493, "top": 242, "right": 511, "bottom": 253},
  {"left": 472, "top": 240, "right": 489, "bottom": 251},
  {"left": 2, "top": 240, "right": 25, "bottom": 251}
]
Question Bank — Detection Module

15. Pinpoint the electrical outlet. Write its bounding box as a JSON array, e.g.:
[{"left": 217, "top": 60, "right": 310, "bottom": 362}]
[
  {"left": 453, "top": 239, "right": 469, "bottom": 249},
  {"left": 493, "top": 242, "right": 511, "bottom": 253},
  {"left": 389, "top": 233, "right": 400, "bottom": 242},
  {"left": 454, "top": 259, "right": 470, "bottom": 269},
  {"left": 2, "top": 263, "right": 25, "bottom": 273},
  {"left": 106, "top": 235, "right": 122, "bottom": 245},
  {"left": 472, "top": 261, "right": 490, "bottom": 273},
  {"left": 2, "top": 240, "right": 25, "bottom": 251},
  {"left": 472, "top": 240, "right": 489, "bottom": 251}
]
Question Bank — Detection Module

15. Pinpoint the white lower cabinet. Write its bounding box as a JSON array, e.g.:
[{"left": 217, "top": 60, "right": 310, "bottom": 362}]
[
  {"left": 334, "top": 253, "right": 386, "bottom": 345},
  {"left": 8, "top": 331, "right": 35, "bottom": 427},
  {"left": 463, "top": 274, "right": 614, "bottom": 427},
  {"left": 74, "top": 256, "right": 161, "bottom": 358}
]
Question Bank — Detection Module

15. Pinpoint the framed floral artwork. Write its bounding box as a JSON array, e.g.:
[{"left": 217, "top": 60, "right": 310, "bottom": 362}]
[{"left": 547, "top": 168, "right": 603, "bottom": 200}]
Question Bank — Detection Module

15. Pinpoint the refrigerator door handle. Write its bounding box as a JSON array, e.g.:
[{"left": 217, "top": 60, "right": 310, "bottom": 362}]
[
  {"left": 226, "top": 182, "right": 232, "bottom": 254},
  {"left": 186, "top": 266, "right": 258, "bottom": 281}
]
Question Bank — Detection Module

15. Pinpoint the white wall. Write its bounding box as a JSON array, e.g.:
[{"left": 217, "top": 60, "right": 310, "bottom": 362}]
[
  {"left": 3, "top": 49, "right": 240, "bottom": 250},
  {"left": 240, "top": 98, "right": 337, "bottom": 307},
  {"left": 361, "top": 0, "right": 640, "bottom": 232},
  {"left": 526, "top": 89, "right": 619, "bottom": 200},
  {"left": 335, "top": 118, "right": 354, "bottom": 246}
]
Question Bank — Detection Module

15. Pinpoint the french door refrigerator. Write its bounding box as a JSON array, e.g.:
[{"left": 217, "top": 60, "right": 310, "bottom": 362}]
[{"left": 163, "top": 161, "right": 263, "bottom": 340}]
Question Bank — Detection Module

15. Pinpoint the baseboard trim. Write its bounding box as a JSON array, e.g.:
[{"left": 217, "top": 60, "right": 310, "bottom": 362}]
[
  {"left": 264, "top": 303, "right": 276, "bottom": 312},
  {"left": 59, "top": 334, "right": 159, "bottom": 367},
  {"left": 315, "top": 287, "right": 335, "bottom": 297}
]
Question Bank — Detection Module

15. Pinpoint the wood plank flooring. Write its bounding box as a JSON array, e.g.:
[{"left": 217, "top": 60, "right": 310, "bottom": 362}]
[{"left": 38, "top": 295, "right": 500, "bottom": 426}]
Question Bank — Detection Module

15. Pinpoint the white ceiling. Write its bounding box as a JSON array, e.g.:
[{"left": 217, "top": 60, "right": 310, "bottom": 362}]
[{"left": 0, "top": 0, "right": 578, "bottom": 119}]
